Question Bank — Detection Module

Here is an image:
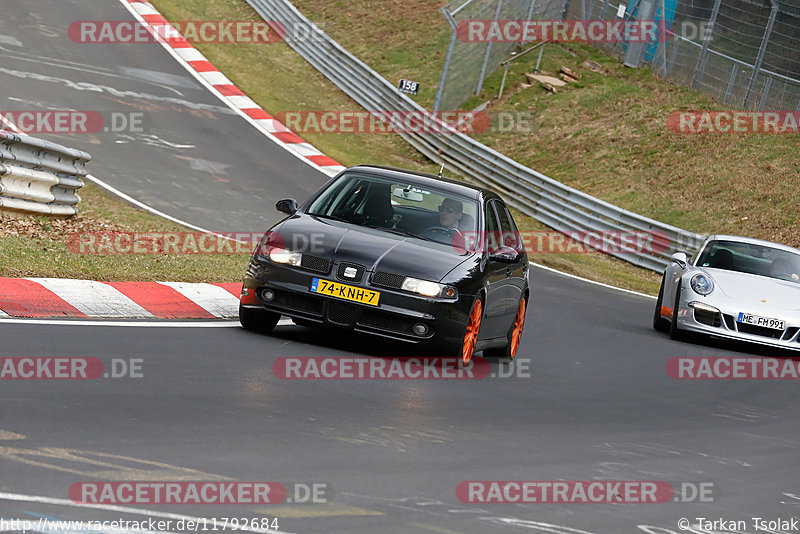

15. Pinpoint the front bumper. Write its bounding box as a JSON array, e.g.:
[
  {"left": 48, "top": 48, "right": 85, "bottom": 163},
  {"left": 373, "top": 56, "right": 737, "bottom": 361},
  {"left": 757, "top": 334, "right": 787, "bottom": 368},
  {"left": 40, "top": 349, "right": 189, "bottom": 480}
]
[
  {"left": 241, "top": 261, "right": 472, "bottom": 348},
  {"left": 674, "top": 296, "right": 800, "bottom": 352}
]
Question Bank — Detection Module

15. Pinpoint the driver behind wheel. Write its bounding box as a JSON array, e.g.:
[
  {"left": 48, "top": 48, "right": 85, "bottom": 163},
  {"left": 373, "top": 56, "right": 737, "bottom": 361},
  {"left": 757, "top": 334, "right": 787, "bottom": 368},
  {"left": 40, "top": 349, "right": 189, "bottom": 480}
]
[
  {"left": 438, "top": 198, "right": 463, "bottom": 230},
  {"left": 770, "top": 257, "right": 800, "bottom": 281}
]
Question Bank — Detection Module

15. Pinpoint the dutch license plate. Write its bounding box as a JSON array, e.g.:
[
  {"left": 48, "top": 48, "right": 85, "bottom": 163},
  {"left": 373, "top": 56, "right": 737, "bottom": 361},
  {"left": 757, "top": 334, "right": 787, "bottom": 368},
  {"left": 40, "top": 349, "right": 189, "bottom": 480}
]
[
  {"left": 737, "top": 312, "right": 785, "bottom": 330},
  {"left": 310, "top": 278, "right": 380, "bottom": 306}
]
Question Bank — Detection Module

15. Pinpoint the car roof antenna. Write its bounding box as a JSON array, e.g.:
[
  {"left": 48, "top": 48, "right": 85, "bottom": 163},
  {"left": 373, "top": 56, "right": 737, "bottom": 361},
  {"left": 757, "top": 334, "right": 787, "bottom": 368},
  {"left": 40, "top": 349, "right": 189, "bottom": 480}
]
[{"left": 438, "top": 162, "right": 445, "bottom": 179}]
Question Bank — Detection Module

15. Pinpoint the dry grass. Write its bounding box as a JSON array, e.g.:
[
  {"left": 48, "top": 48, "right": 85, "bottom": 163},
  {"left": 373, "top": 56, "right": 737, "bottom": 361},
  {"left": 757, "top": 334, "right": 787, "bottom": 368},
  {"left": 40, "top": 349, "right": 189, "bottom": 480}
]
[{"left": 0, "top": 184, "right": 247, "bottom": 282}]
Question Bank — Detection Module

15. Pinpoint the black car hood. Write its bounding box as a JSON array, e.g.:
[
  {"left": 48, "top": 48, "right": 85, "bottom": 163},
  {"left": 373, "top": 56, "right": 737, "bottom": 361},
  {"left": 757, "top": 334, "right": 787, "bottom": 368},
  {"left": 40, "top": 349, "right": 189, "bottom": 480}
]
[{"left": 272, "top": 214, "right": 472, "bottom": 281}]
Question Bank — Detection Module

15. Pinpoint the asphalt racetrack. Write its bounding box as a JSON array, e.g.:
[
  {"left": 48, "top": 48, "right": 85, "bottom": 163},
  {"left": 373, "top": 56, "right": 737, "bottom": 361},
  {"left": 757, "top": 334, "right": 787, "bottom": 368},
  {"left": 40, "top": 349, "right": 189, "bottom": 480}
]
[{"left": 2, "top": 1, "right": 800, "bottom": 533}]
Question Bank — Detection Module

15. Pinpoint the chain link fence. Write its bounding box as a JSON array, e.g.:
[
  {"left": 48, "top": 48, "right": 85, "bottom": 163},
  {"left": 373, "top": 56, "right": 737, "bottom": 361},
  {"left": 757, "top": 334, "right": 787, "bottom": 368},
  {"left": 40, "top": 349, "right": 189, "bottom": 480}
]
[
  {"left": 436, "top": 0, "right": 800, "bottom": 112},
  {"left": 434, "top": 0, "right": 566, "bottom": 111}
]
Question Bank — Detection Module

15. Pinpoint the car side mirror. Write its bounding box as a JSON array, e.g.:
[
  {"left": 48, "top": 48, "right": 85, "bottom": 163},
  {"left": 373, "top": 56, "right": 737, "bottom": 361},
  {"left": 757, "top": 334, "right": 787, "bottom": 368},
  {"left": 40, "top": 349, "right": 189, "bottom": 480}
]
[
  {"left": 276, "top": 198, "right": 298, "bottom": 215},
  {"left": 489, "top": 246, "right": 521, "bottom": 263},
  {"left": 671, "top": 252, "right": 688, "bottom": 269}
]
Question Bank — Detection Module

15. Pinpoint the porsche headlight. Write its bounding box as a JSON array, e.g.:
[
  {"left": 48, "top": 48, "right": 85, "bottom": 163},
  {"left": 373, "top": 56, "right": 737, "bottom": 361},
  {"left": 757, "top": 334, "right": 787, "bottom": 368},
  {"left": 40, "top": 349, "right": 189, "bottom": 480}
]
[
  {"left": 690, "top": 273, "right": 714, "bottom": 295},
  {"left": 401, "top": 277, "right": 457, "bottom": 299},
  {"left": 268, "top": 247, "right": 302, "bottom": 266}
]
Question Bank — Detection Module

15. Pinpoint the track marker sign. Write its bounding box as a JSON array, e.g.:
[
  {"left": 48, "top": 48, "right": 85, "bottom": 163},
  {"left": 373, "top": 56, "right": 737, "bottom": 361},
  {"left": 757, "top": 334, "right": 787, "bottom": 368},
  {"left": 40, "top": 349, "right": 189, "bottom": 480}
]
[{"left": 398, "top": 79, "right": 420, "bottom": 95}]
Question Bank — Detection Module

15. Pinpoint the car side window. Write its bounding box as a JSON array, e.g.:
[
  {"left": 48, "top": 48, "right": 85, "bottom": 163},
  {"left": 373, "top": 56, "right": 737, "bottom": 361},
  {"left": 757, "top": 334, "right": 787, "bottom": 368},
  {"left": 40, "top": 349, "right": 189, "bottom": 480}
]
[
  {"left": 484, "top": 201, "right": 501, "bottom": 253},
  {"left": 495, "top": 202, "right": 524, "bottom": 253}
]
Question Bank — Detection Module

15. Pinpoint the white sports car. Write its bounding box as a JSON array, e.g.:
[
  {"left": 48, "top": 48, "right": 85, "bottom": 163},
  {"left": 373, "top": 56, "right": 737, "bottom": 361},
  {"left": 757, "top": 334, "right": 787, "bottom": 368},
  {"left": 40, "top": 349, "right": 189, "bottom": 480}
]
[{"left": 654, "top": 234, "right": 800, "bottom": 351}]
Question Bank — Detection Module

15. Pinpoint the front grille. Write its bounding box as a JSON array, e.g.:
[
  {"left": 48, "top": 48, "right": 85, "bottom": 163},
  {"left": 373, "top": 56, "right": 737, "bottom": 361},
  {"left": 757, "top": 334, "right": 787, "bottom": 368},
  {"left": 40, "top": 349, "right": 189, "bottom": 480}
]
[
  {"left": 271, "top": 290, "right": 323, "bottom": 315},
  {"left": 694, "top": 309, "right": 721, "bottom": 327},
  {"left": 737, "top": 323, "right": 784, "bottom": 339},
  {"left": 361, "top": 310, "right": 420, "bottom": 335},
  {"left": 328, "top": 302, "right": 358, "bottom": 326},
  {"left": 336, "top": 262, "right": 366, "bottom": 283},
  {"left": 371, "top": 271, "right": 405, "bottom": 289},
  {"left": 300, "top": 254, "right": 331, "bottom": 274},
  {"left": 723, "top": 314, "right": 736, "bottom": 330},
  {"left": 784, "top": 327, "right": 800, "bottom": 341}
]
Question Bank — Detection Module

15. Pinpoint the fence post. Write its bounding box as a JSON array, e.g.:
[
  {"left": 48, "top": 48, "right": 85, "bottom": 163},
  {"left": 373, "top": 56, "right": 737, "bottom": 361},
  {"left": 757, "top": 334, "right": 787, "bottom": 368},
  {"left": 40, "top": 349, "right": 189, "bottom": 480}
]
[
  {"left": 624, "top": 0, "right": 656, "bottom": 68},
  {"left": 434, "top": 7, "right": 459, "bottom": 112},
  {"left": 691, "top": 0, "right": 722, "bottom": 89},
  {"left": 476, "top": 0, "right": 504, "bottom": 96},
  {"left": 665, "top": 35, "right": 680, "bottom": 76},
  {"left": 526, "top": 0, "right": 537, "bottom": 21},
  {"left": 658, "top": 0, "right": 668, "bottom": 76},
  {"left": 744, "top": 0, "right": 779, "bottom": 110},
  {"left": 723, "top": 63, "right": 739, "bottom": 103},
  {"left": 758, "top": 76, "right": 773, "bottom": 111}
]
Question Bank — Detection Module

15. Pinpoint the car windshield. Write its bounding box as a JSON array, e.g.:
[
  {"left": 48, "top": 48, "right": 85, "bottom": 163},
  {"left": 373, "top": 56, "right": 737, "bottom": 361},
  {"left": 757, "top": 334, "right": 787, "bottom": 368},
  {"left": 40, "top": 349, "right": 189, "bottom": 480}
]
[
  {"left": 306, "top": 172, "right": 479, "bottom": 246},
  {"left": 696, "top": 239, "right": 800, "bottom": 284}
]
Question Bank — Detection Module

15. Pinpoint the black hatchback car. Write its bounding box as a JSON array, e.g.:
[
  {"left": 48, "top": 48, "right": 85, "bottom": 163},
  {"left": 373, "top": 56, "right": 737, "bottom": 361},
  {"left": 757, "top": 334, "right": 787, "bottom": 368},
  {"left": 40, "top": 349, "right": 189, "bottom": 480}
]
[{"left": 239, "top": 165, "right": 529, "bottom": 363}]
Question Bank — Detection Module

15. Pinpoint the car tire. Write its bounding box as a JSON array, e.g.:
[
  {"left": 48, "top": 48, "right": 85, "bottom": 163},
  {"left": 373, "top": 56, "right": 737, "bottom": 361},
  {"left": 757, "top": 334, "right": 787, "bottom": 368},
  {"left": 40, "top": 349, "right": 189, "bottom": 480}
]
[
  {"left": 668, "top": 280, "right": 684, "bottom": 340},
  {"left": 653, "top": 276, "right": 669, "bottom": 332},
  {"left": 484, "top": 296, "right": 527, "bottom": 360},
  {"left": 449, "top": 297, "right": 483, "bottom": 365},
  {"left": 239, "top": 304, "right": 280, "bottom": 333}
]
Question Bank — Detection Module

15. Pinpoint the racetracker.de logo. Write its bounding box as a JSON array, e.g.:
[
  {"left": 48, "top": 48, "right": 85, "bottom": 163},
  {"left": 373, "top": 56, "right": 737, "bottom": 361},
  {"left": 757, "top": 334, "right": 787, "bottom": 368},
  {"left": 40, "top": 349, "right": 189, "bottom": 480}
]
[
  {"left": 457, "top": 20, "right": 667, "bottom": 43},
  {"left": 667, "top": 111, "right": 800, "bottom": 134},
  {"left": 667, "top": 357, "right": 800, "bottom": 379},
  {"left": 69, "top": 482, "right": 287, "bottom": 504},
  {"left": 274, "top": 110, "right": 494, "bottom": 135},
  {"left": 452, "top": 230, "right": 670, "bottom": 255},
  {"left": 0, "top": 111, "right": 144, "bottom": 135},
  {"left": 273, "top": 357, "right": 492, "bottom": 380},
  {"left": 0, "top": 358, "right": 143, "bottom": 379},
  {"left": 68, "top": 21, "right": 286, "bottom": 44},
  {"left": 0, "top": 358, "right": 103, "bottom": 379},
  {"left": 67, "top": 232, "right": 264, "bottom": 255},
  {"left": 456, "top": 481, "right": 674, "bottom": 503}
]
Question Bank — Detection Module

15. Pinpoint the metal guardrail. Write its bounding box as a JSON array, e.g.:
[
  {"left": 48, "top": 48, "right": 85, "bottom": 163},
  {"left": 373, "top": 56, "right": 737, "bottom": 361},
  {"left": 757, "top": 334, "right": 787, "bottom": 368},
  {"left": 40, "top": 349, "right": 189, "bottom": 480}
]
[
  {"left": 246, "top": 0, "right": 706, "bottom": 272},
  {"left": 0, "top": 131, "right": 89, "bottom": 216}
]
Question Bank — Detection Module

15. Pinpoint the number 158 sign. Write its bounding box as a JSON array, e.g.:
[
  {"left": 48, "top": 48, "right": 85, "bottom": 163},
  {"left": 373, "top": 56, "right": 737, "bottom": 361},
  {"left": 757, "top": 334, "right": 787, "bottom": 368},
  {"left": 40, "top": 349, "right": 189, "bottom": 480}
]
[{"left": 398, "top": 79, "right": 420, "bottom": 95}]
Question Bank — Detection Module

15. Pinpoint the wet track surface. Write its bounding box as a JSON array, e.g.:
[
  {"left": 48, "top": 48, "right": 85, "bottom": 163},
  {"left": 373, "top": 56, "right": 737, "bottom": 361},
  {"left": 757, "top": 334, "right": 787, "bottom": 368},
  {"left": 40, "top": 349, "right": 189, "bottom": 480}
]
[{"left": 2, "top": 1, "right": 800, "bottom": 533}]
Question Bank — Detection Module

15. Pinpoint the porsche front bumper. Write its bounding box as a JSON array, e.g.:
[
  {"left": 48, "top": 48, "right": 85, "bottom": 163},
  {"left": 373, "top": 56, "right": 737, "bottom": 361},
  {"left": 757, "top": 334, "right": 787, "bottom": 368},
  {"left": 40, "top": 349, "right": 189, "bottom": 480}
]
[{"left": 674, "top": 297, "right": 800, "bottom": 352}]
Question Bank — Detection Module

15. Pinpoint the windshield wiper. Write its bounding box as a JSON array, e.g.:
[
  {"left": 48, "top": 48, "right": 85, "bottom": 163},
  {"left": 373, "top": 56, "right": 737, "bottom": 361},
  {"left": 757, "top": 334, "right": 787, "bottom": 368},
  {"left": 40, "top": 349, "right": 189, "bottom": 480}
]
[{"left": 367, "top": 225, "right": 431, "bottom": 242}]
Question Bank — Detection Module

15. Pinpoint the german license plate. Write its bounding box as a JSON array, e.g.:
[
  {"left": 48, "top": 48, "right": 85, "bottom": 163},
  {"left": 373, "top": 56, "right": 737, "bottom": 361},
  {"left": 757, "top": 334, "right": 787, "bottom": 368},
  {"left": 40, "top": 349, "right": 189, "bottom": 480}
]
[
  {"left": 737, "top": 312, "right": 785, "bottom": 330},
  {"left": 310, "top": 278, "right": 380, "bottom": 306}
]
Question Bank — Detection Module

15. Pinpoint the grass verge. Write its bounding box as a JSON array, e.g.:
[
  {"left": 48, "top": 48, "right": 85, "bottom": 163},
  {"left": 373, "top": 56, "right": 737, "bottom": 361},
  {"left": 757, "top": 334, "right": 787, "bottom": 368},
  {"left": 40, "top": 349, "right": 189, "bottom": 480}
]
[{"left": 0, "top": 183, "right": 247, "bottom": 282}]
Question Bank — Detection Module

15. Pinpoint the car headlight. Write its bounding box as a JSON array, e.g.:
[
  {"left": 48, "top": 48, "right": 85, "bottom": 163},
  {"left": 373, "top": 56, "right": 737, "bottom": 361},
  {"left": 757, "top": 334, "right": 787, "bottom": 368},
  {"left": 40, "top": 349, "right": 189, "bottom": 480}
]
[
  {"left": 401, "top": 277, "right": 457, "bottom": 299},
  {"left": 268, "top": 247, "right": 302, "bottom": 266},
  {"left": 690, "top": 273, "right": 714, "bottom": 295}
]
